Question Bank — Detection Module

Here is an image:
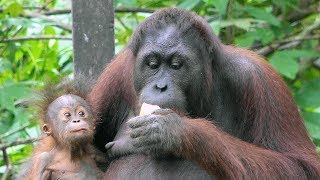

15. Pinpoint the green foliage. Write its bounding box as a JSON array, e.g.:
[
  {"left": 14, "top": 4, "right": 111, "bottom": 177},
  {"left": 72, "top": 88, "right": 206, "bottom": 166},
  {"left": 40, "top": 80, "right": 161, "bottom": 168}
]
[
  {"left": 270, "top": 50, "right": 320, "bottom": 79},
  {"left": 303, "top": 111, "right": 320, "bottom": 140},
  {"left": 235, "top": 28, "right": 275, "bottom": 47},
  {"left": 243, "top": 6, "right": 280, "bottom": 26},
  {"left": 178, "top": 0, "right": 201, "bottom": 10},
  {"left": 211, "top": 0, "right": 228, "bottom": 16},
  {"left": 3, "top": 3, "right": 24, "bottom": 17},
  {"left": 269, "top": 51, "right": 300, "bottom": 79},
  {"left": 0, "top": 0, "right": 73, "bottom": 177},
  {"left": 295, "top": 79, "right": 320, "bottom": 108},
  {"left": 0, "top": 0, "right": 320, "bottom": 178}
]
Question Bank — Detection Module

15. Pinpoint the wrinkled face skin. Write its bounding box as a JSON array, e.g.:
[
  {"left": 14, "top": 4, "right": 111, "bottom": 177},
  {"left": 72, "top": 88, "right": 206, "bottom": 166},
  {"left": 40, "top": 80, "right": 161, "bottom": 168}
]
[
  {"left": 134, "top": 26, "right": 204, "bottom": 113},
  {"left": 45, "top": 94, "right": 95, "bottom": 146}
]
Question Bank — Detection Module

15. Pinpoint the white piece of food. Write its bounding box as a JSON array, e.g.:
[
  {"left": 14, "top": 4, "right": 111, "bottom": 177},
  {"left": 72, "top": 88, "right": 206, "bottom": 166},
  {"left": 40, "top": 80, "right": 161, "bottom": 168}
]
[{"left": 139, "top": 103, "right": 160, "bottom": 116}]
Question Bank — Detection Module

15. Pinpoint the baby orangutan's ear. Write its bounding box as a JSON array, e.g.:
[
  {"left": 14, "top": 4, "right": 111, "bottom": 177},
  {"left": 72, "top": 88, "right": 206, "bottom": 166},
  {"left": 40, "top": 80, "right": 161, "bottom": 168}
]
[{"left": 42, "top": 124, "right": 52, "bottom": 136}]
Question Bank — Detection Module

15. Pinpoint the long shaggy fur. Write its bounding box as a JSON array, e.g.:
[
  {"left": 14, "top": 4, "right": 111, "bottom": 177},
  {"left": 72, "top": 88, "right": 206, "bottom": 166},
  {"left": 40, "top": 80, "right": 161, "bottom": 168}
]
[{"left": 88, "top": 8, "right": 320, "bottom": 179}]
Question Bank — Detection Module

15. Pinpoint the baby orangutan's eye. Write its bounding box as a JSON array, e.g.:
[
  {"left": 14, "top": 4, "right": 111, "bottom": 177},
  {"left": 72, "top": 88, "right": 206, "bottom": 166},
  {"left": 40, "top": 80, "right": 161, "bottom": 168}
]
[
  {"left": 78, "top": 111, "right": 85, "bottom": 117},
  {"left": 64, "top": 112, "right": 71, "bottom": 118}
]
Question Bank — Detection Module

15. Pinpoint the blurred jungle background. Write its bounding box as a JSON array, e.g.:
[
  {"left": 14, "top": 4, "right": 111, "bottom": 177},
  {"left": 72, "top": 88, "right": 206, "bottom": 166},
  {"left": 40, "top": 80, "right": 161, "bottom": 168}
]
[{"left": 0, "top": 0, "right": 319, "bottom": 178}]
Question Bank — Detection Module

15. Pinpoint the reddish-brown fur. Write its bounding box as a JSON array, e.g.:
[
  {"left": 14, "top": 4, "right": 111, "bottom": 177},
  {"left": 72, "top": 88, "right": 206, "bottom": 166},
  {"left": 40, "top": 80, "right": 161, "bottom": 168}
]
[
  {"left": 17, "top": 84, "right": 103, "bottom": 179},
  {"left": 90, "top": 47, "right": 320, "bottom": 179},
  {"left": 88, "top": 8, "right": 320, "bottom": 179}
]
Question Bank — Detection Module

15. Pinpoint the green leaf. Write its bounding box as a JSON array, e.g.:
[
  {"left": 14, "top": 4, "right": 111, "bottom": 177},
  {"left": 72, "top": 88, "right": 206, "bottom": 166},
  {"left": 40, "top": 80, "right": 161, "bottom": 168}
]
[
  {"left": 244, "top": 6, "right": 280, "bottom": 26},
  {"left": 212, "top": 0, "right": 228, "bottom": 16},
  {"left": 0, "top": 60, "right": 12, "bottom": 74},
  {"left": 288, "top": 50, "right": 320, "bottom": 58},
  {"left": 4, "top": 3, "right": 24, "bottom": 17},
  {"left": 178, "top": 0, "right": 201, "bottom": 10},
  {"left": 209, "top": 21, "right": 221, "bottom": 35},
  {"left": 235, "top": 33, "right": 256, "bottom": 47},
  {"left": 269, "top": 49, "right": 320, "bottom": 79},
  {"left": 0, "top": 110, "right": 15, "bottom": 135},
  {"left": 219, "top": 18, "right": 264, "bottom": 31},
  {"left": 234, "top": 28, "right": 274, "bottom": 47},
  {"left": 255, "top": 28, "right": 274, "bottom": 45},
  {"left": 303, "top": 111, "right": 320, "bottom": 140},
  {"left": 44, "top": 26, "right": 56, "bottom": 35},
  {"left": 15, "top": 50, "right": 24, "bottom": 62},
  {"left": 1, "top": 18, "right": 34, "bottom": 28},
  {"left": 0, "top": 81, "right": 33, "bottom": 111},
  {"left": 295, "top": 79, "right": 320, "bottom": 108},
  {"left": 269, "top": 51, "right": 299, "bottom": 79},
  {"left": 271, "top": 0, "right": 297, "bottom": 13},
  {"left": 271, "top": 0, "right": 286, "bottom": 12},
  {"left": 27, "top": 41, "right": 44, "bottom": 61}
]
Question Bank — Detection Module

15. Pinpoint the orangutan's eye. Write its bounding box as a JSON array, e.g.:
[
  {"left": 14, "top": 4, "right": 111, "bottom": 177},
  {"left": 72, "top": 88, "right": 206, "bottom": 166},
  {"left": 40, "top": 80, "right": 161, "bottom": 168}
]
[
  {"left": 78, "top": 111, "right": 85, "bottom": 117},
  {"left": 64, "top": 112, "right": 71, "bottom": 118}
]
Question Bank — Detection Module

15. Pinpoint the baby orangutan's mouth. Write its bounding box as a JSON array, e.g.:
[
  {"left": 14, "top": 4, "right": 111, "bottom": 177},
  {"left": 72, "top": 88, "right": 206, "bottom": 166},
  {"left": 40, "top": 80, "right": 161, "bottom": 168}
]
[{"left": 70, "top": 128, "right": 87, "bottom": 133}]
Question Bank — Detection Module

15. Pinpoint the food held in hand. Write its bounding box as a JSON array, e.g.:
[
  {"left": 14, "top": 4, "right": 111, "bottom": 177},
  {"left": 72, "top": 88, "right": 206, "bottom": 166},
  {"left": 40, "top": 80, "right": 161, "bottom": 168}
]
[{"left": 139, "top": 103, "right": 160, "bottom": 116}]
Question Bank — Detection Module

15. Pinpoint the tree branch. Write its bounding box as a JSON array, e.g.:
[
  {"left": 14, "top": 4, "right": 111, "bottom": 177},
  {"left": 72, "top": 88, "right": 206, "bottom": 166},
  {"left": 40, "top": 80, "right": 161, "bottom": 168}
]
[
  {"left": 255, "top": 35, "right": 320, "bottom": 55},
  {"left": 275, "top": 35, "right": 320, "bottom": 44},
  {"left": 42, "top": 9, "right": 70, "bottom": 15},
  {"left": 115, "top": 15, "right": 130, "bottom": 30},
  {"left": 2, "top": 148, "right": 9, "bottom": 168},
  {"left": 41, "top": 7, "right": 155, "bottom": 15},
  {"left": 1, "top": 7, "right": 156, "bottom": 16},
  {"left": 0, "top": 8, "right": 72, "bottom": 32},
  {"left": 0, "top": 123, "right": 31, "bottom": 139},
  {"left": 1, "top": 164, "right": 13, "bottom": 180},
  {"left": 23, "top": 6, "right": 47, "bottom": 10},
  {"left": 0, "top": 138, "right": 40, "bottom": 149},
  {"left": 255, "top": 20, "right": 320, "bottom": 56},
  {"left": 115, "top": 7, "right": 155, "bottom": 13},
  {"left": 287, "top": 4, "right": 319, "bottom": 22},
  {"left": 0, "top": 7, "right": 154, "bottom": 34},
  {"left": 24, "top": 10, "right": 72, "bottom": 32},
  {"left": 1, "top": 148, "right": 13, "bottom": 180},
  {"left": 0, "top": 35, "right": 72, "bottom": 43},
  {"left": 255, "top": 44, "right": 281, "bottom": 56}
]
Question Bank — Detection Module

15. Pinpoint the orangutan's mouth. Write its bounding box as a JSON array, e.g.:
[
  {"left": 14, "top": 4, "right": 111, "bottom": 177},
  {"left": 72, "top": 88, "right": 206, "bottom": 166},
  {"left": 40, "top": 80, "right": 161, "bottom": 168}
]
[{"left": 70, "top": 128, "right": 87, "bottom": 133}]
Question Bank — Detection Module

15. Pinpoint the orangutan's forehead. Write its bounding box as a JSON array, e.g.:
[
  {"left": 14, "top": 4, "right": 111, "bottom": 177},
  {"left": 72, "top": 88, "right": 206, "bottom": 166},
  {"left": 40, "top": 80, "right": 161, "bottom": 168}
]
[{"left": 48, "top": 94, "right": 87, "bottom": 112}]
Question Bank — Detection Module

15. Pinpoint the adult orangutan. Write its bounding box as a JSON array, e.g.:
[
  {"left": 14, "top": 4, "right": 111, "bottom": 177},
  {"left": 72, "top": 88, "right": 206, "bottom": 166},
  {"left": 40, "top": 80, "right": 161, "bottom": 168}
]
[{"left": 88, "top": 8, "right": 320, "bottom": 179}]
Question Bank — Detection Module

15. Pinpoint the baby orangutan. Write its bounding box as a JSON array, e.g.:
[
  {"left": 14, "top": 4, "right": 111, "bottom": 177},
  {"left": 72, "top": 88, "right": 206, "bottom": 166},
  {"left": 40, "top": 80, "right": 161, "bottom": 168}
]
[{"left": 17, "top": 93, "right": 103, "bottom": 179}]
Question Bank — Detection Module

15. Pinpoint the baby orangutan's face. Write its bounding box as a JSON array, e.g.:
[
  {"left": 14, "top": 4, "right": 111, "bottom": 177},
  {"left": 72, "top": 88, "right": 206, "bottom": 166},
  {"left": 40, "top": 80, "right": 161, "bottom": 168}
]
[{"left": 43, "top": 94, "right": 95, "bottom": 147}]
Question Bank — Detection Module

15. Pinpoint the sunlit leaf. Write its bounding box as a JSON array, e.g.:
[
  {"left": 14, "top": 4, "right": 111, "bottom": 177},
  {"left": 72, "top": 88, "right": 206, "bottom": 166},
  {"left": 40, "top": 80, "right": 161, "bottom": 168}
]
[
  {"left": 4, "top": 3, "right": 24, "bottom": 17},
  {"left": 44, "top": 26, "right": 56, "bottom": 35},
  {"left": 28, "top": 41, "right": 44, "bottom": 61}
]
